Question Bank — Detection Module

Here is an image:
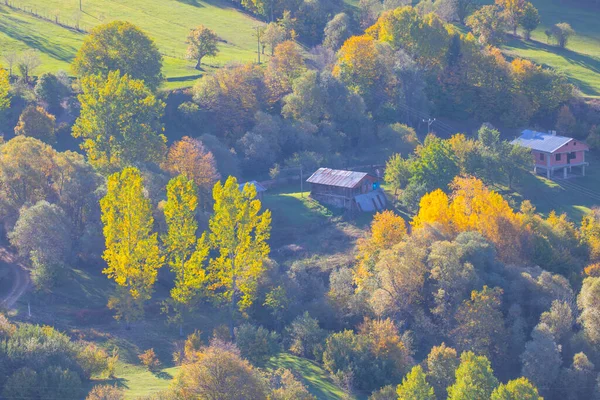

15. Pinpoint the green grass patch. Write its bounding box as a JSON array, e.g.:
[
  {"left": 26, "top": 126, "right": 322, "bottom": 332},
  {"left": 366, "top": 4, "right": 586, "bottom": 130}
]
[
  {"left": 88, "top": 363, "right": 179, "bottom": 399},
  {"left": 486, "top": 0, "right": 600, "bottom": 97},
  {"left": 267, "top": 353, "right": 357, "bottom": 400},
  {"left": 499, "top": 153, "right": 600, "bottom": 222},
  {"left": 0, "top": 0, "right": 263, "bottom": 89}
]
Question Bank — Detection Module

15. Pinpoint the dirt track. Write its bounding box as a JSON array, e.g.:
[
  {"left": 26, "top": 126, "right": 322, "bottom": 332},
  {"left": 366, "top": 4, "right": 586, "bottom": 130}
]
[{"left": 0, "top": 247, "right": 30, "bottom": 309}]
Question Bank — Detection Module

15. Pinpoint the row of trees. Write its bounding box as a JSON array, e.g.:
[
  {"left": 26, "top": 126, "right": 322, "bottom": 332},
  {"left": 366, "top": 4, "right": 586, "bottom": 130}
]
[{"left": 100, "top": 169, "right": 271, "bottom": 336}]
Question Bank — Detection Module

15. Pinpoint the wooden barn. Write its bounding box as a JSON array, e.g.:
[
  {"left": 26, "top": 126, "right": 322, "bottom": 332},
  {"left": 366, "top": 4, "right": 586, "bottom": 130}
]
[{"left": 306, "top": 168, "right": 386, "bottom": 212}]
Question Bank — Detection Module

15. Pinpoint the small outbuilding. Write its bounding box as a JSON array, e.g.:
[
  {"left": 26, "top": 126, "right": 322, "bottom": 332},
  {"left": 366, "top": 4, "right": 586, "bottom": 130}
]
[
  {"left": 306, "top": 168, "right": 386, "bottom": 212},
  {"left": 239, "top": 180, "right": 267, "bottom": 200},
  {"left": 511, "top": 130, "right": 589, "bottom": 178}
]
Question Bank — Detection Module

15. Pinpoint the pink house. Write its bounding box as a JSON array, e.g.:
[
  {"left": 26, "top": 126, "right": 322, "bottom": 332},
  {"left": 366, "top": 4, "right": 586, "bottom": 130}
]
[{"left": 511, "top": 130, "right": 589, "bottom": 179}]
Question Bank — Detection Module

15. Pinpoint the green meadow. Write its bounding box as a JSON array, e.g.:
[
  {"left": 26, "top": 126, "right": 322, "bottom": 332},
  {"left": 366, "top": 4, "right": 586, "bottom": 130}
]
[{"left": 0, "top": 0, "right": 263, "bottom": 88}]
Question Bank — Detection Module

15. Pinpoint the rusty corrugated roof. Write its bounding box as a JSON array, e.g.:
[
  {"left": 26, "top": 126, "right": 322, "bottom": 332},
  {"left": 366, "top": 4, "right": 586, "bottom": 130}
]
[{"left": 306, "top": 168, "right": 370, "bottom": 189}]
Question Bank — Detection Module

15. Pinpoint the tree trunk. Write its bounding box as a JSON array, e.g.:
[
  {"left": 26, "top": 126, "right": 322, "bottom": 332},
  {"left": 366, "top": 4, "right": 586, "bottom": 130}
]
[
  {"left": 195, "top": 57, "right": 202, "bottom": 70},
  {"left": 229, "top": 276, "right": 237, "bottom": 341},
  {"left": 179, "top": 323, "right": 184, "bottom": 337}
]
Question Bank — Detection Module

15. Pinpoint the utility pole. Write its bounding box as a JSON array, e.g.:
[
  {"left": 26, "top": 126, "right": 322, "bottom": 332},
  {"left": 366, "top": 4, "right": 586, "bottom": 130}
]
[
  {"left": 79, "top": 0, "right": 82, "bottom": 11},
  {"left": 300, "top": 166, "right": 303, "bottom": 197},
  {"left": 423, "top": 117, "right": 436, "bottom": 134},
  {"left": 253, "top": 26, "right": 262, "bottom": 64}
]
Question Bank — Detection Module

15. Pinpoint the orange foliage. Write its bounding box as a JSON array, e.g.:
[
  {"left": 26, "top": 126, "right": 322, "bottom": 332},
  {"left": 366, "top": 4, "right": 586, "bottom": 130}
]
[
  {"left": 354, "top": 211, "right": 407, "bottom": 289},
  {"left": 162, "top": 136, "right": 220, "bottom": 209},
  {"left": 584, "top": 264, "right": 600, "bottom": 278},
  {"left": 412, "top": 177, "right": 526, "bottom": 262}
]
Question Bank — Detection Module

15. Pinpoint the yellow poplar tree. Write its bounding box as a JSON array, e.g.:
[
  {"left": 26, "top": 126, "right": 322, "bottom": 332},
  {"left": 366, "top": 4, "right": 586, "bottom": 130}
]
[
  {"left": 100, "top": 167, "right": 163, "bottom": 326},
  {"left": 0, "top": 66, "right": 10, "bottom": 115},
  {"left": 163, "top": 175, "right": 209, "bottom": 334},
  {"left": 207, "top": 176, "right": 272, "bottom": 338}
]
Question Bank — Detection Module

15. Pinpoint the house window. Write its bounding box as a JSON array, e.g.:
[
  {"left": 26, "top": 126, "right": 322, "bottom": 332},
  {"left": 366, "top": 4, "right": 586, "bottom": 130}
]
[
  {"left": 574, "top": 141, "right": 577, "bottom": 146},
  {"left": 556, "top": 154, "right": 561, "bottom": 161},
  {"left": 540, "top": 153, "right": 545, "bottom": 161}
]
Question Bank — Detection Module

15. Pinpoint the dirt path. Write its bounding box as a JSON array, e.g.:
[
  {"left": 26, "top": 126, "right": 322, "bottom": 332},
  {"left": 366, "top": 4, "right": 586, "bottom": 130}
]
[{"left": 0, "top": 247, "right": 30, "bottom": 309}]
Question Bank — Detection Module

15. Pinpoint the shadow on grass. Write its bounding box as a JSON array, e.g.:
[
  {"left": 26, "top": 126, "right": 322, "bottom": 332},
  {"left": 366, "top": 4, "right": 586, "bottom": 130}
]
[
  {"left": 166, "top": 74, "right": 203, "bottom": 82},
  {"left": 155, "top": 371, "right": 173, "bottom": 380},
  {"left": 175, "top": 0, "right": 205, "bottom": 7},
  {"left": 505, "top": 37, "right": 600, "bottom": 95},
  {"left": 0, "top": 9, "right": 81, "bottom": 62}
]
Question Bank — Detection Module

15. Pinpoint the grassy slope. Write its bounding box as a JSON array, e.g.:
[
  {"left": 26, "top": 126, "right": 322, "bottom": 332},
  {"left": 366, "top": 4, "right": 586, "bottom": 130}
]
[
  {"left": 476, "top": 0, "right": 600, "bottom": 97},
  {"left": 267, "top": 353, "right": 358, "bottom": 400},
  {"left": 0, "top": 0, "right": 262, "bottom": 89}
]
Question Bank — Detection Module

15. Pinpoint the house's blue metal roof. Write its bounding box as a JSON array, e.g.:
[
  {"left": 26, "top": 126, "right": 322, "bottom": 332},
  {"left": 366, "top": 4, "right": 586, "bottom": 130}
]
[
  {"left": 239, "top": 180, "right": 267, "bottom": 192},
  {"left": 511, "top": 130, "right": 573, "bottom": 153}
]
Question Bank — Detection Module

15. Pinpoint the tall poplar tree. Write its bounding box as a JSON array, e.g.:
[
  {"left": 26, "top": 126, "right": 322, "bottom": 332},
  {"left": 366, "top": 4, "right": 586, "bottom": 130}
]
[
  {"left": 206, "top": 176, "right": 272, "bottom": 339},
  {"left": 163, "top": 175, "right": 209, "bottom": 335},
  {"left": 100, "top": 167, "right": 163, "bottom": 326}
]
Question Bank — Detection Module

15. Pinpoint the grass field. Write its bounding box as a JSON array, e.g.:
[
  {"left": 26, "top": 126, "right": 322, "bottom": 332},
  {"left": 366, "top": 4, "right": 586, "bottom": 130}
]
[
  {"left": 477, "top": 0, "right": 600, "bottom": 97},
  {"left": 267, "top": 353, "right": 358, "bottom": 400},
  {"left": 0, "top": 0, "right": 262, "bottom": 89}
]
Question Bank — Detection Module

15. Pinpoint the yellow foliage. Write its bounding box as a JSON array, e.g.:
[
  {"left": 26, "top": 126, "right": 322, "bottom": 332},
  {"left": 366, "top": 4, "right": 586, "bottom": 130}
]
[
  {"left": 354, "top": 211, "right": 407, "bottom": 290},
  {"left": 207, "top": 176, "right": 272, "bottom": 312},
  {"left": 100, "top": 167, "right": 163, "bottom": 302},
  {"left": 412, "top": 177, "right": 526, "bottom": 263},
  {"left": 163, "top": 175, "right": 209, "bottom": 314}
]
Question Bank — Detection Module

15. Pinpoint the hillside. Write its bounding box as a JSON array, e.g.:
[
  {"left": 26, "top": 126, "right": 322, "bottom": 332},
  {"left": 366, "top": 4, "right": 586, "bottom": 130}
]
[
  {"left": 0, "top": 0, "right": 262, "bottom": 89},
  {"left": 484, "top": 0, "right": 600, "bottom": 98}
]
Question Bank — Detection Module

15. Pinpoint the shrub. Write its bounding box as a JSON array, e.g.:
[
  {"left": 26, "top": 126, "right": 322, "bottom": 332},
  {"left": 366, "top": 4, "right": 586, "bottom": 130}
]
[
  {"left": 235, "top": 324, "right": 281, "bottom": 366},
  {"left": 86, "top": 384, "right": 125, "bottom": 400},
  {"left": 139, "top": 348, "right": 161, "bottom": 372},
  {"left": 40, "top": 366, "right": 83, "bottom": 399},
  {"left": 2, "top": 368, "right": 40, "bottom": 400},
  {"left": 286, "top": 312, "right": 326, "bottom": 360},
  {"left": 77, "top": 343, "right": 109, "bottom": 379}
]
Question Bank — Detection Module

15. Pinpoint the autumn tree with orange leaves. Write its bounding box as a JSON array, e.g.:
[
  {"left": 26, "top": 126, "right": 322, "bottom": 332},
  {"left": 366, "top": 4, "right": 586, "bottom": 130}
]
[{"left": 162, "top": 136, "right": 220, "bottom": 210}]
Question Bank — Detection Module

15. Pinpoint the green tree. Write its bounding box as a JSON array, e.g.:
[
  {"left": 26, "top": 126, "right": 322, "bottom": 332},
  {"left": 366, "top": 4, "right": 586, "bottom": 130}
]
[
  {"left": 452, "top": 286, "right": 508, "bottom": 364},
  {"left": 8, "top": 201, "right": 72, "bottom": 289},
  {"left": 206, "top": 176, "right": 272, "bottom": 338},
  {"left": 520, "top": 325, "right": 562, "bottom": 393},
  {"left": 466, "top": 5, "right": 506, "bottom": 44},
  {"left": 186, "top": 25, "right": 220, "bottom": 70},
  {"left": 500, "top": 142, "right": 533, "bottom": 189},
  {"left": 286, "top": 311, "right": 326, "bottom": 359},
  {"left": 496, "top": 0, "right": 526, "bottom": 35},
  {"left": 34, "top": 72, "right": 69, "bottom": 114},
  {"left": 73, "top": 21, "right": 163, "bottom": 90},
  {"left": 14, "top": 105, "right": 56, "bottom": 144},
  {"left": 551, "top": 22, "right": 575, "bottom": 48},
  {"left": 100, "top": 167, "right": 163, "bottom": 326},
  {"left": 410, "top": 135, "right": 459, "bottom": 192},
  {"left": 72, "top": 71, "right": 166, "bottom": 173},
  {"left": 426, "top": 343, "right": 459, "bottom": 400},
  {"left": 397, "top": 365, "right": 435, "bottom": 400},
  {"left": 448, "top": 352, "right": 499, "bottom": 400},
  {"left": 261, "top": 22, "right": 287, "bottom": 55},
  {"left": 491, "top": 377, "right": 541, "bottom": 400},
  {"left": 323, "top": 13, "right": 353, "bottom": 50},
  {"left": 519, "top": 2, "right": 540, "bottom": 40},
  {"left": 384, "top": 153, "right": 412, "bottom": 196},
  {"left": 163, "top": 175, "right": 210, "bottom": 335}
]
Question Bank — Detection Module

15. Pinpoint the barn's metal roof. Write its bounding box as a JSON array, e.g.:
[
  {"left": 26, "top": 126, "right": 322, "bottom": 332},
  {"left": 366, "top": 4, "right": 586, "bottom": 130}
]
[
  {"left": 511, "top": 130, "right": 573, "bottom": 153},
  {"left": 306, "top": 168, "right": 370, "bottom": 188}
]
